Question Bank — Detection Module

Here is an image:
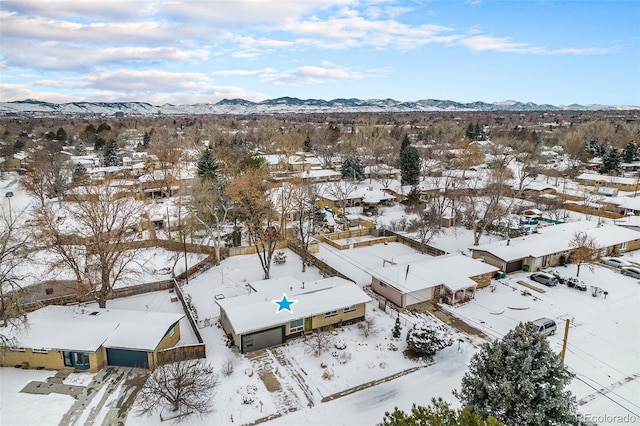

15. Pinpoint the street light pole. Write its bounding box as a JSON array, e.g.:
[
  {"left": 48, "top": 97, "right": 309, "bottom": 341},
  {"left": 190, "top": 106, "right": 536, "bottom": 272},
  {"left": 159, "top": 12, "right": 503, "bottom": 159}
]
[{"left": 5, "top": 191, "right": 13, "bottom": 223}]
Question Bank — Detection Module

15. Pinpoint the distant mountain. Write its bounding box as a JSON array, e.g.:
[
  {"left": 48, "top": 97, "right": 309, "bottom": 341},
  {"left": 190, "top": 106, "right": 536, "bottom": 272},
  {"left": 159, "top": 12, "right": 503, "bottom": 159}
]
[{"left": 0, "top": 97, "right": 637, "bottom": 116}]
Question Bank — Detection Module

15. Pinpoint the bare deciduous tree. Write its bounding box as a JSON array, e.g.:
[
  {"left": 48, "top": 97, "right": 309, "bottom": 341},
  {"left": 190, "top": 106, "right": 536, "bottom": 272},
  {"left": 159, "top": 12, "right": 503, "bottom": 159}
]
[
  {"left": 568, "top": 231, "right": 600, "bottom": 277},
  {"left": 0, "top": 205, "right": 32, "bottom": 332},
  {"left": 228, "top": 169, "right": 279, "bottom": 279},
  {"left": 290, "top": 179, "right": 321, "bottom": 272},
  {"left": 188, "top": 177, "right": 231, "bottom": 266},
  {"left": 407, "top": 204, "right": 443, "bottom": 254},
  {"left": 135, "top": 357, "right": 219, "bottom": 422},
  {"left": 324, "top": 181, "right": 357, "bottom": 230},
  {"left": 360, "top": 317, "right": 379, "bottom": 338},
  {"left": 36, "top": 180, "right": 144, "bottom": 308},
  {"left": 304, "top": 327, "right": 334, "bottom": 357}
]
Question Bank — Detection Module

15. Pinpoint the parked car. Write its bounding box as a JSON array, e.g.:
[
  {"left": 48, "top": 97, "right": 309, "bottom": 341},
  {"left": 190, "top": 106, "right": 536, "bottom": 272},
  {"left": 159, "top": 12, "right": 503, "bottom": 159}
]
[
  {"left": 532, "top": 317, "right": 557, "bottom": 336},
  {"left": 601, "top": 257, "right": 633, "bottom": 269},
  {"left": 621, "top": 266, "right": 640, "bottom": 279},
  {"left": 529, "top": 272, "right": 558, "bottom": 287}
]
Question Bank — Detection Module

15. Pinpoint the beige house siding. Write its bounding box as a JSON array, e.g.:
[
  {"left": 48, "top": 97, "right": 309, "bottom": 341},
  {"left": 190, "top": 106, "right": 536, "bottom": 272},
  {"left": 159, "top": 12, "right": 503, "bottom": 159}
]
[
  {"left": 470, "top": 273, "right": 492, "bottom": 288},
  {"left": 91, "top": 348, "right": 108, "bottom": 372},
  {"left": 1, "top": 348, "right": 66, "bottom": 370},
  {"left": 308, "top": 303, "right": 366, "bottom": 330},
  {"left": 471, "top": 251, "right": 506, "bottom": 271}
]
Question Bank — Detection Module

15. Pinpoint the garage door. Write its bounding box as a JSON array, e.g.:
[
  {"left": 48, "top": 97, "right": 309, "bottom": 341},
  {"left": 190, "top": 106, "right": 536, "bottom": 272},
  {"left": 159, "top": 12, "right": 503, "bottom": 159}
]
[
  {"left": 106, "top": 348, "right": 149, "bottom": 368},
  {"left": 505, "top": 259, "right": 523, "bottom": 273},
  {"left": 241, "top": 326, "right": 284, "bottom": 353},
  {"left": 405, "top": 287, "right": 434, "bottom": 307}
]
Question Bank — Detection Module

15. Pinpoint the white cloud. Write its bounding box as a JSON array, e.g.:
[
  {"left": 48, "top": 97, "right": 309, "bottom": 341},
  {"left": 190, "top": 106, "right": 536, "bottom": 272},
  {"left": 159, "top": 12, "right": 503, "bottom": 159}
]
[
  {"left": 81, "top": 69, "right": 213, "bottom": 92},
  {"left": 211, "top": 68, "right": 277, "bottom": 77},
  {"left": 262, "top": 64, "right": 364, "bottom": 86}
]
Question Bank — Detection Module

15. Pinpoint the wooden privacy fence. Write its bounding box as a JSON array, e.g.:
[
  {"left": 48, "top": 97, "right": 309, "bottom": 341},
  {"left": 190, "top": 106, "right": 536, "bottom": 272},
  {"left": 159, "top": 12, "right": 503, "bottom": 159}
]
[
  {"left": 156, "top": 344, "right": 206, "bottom": 367},
  {"left": 172, "top": 279, "right": 204, "bottom": 344},
  {"left": 562, "top": 203, "right": 625, "bottom": 220},
  {"left": 383, "top": 229, "right": 448, "bottom": 256}
]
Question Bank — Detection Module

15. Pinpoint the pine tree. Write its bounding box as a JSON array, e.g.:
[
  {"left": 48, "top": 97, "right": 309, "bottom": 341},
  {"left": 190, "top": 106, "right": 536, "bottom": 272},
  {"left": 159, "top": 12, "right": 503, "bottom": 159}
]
[
  {"left": 197, "top": 149, "right": 219, "bottom": 181},
  {"left": 400, "top": 134, "right": 411, "bottom": 153},
  {"left": 392, "top": 315, "right": 402, "bottom": 338},
  {"left": 623, "top": 140, "right": 638, "bottom": 163},
  {"left": 303, "top": 135, "right": 312, "bottom": 152},
  {"left": 72, "top": 163, "right": 89, "bottom": 185},
  {"left": 142, "top": 132, "right": 150, "bottom": 148},
  {"left": 75, "top": 140, "right": 86, "bottom": 156},
  {"left": 601, "top": 147, "right": 622, "bottom": 175},
  {"left": 406, "top": 320, "right": 452, "bottom": 359},
  {"left": 400, "top": 145, "right": 421, "bottom": 185},
  {"left": 456, "top": 323, "right": 578, "bottom": 426},
  {"left": 103, "top": 139, "right": 119, "bottom": 167},
  {"left": 340, "top": 155, "right": 365, "bottom": 182},
  {"left": 380, "top": 398, "right": 502, "bottom": 426}
]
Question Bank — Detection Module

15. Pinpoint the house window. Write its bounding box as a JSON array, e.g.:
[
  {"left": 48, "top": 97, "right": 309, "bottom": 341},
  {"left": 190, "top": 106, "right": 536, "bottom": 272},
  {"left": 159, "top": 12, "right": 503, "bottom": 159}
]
[
  {"left": 45, "top": 288, "right": 54, "bottom": 295},
  {"left": 619, "top": 241, "right": 628, "bottom": 251},
  {"left": 10, "top": 347, "right": 25, "bottom": 352},
  {"left": 32, "top": 348, "right": 48, "bottom": 354},
  {"left": 343, "top": 306, "right": 356, "bottom": 313},
  {"left": 289, "top": 319, "right": 304, "bottom": 333},
  {"left": 325, "top": 310, "right": 338, "bottom": 318},
  {"left": 74, "top": 352, "right": 90, "bottom": 366}
]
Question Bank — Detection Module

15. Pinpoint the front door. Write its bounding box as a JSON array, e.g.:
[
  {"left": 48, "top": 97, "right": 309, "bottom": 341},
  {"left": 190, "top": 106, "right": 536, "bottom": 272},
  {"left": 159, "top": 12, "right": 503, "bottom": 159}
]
[
  {"left": 62, "top": 351, "right": 90, "bottom": 370},
  {"left": 304, "top": 317, "right": 312, "bottom": 332},
  {"left": 63, "top": 351, "right": 73, "bottom": 367}
]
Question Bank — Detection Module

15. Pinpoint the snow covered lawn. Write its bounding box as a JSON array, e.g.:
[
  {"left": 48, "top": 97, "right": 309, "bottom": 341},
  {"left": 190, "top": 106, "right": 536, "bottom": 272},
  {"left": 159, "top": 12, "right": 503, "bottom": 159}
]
[
  {"left": 0, "top": 368, "right": 75, "bottom": 426},
  {"left": 444, "top": 262, "right": 640, "bottom": 423}
]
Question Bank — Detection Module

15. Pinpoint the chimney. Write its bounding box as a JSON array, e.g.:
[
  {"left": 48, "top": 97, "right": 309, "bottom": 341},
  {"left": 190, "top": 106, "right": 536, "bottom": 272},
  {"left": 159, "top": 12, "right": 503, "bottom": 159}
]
[{"left": 405, "top": 265, "right": 410, "bottom": 280}]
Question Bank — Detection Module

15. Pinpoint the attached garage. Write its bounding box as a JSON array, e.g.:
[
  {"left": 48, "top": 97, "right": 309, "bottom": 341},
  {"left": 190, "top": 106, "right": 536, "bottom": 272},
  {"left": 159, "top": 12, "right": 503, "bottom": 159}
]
[
  {"left": 106, "top": 348, "right": 149, "bottom": 369},
  {"left": 405, "top": 287, "right": 434, "bottom": 307},
  {"left": 505, "top": 258, "right": 524, "bottom": 273},
  {"left": 241, "top": 326, "right": 284, "bottom": 353}
]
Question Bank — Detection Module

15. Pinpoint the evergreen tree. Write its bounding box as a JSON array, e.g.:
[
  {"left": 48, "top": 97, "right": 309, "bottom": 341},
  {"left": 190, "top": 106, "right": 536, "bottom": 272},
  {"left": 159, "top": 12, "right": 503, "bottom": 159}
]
[
  {"left": 456, "top": 323, "right": 578, "bottom": 426},
  {"left": 340, "top": 155, "right": 365, "bottom": 182},
  {"left": 75, "top": 140, "right": 86, "bottom": 156},
  {"left": 392, "top": 315, "right": 402, "bottom": 338},
  {"left": 72, "top": 163, "right": 89, "bottom": 185},
  {"left": 240, "top": 152, "right": 266, "bottom": 171},
  {"left": 55, "top": 127, "right": 67, "bottom": 142},
  {"left": 380, "top": 398, "right": 502, "bottom": 426},
  {"left": 197, "top": 148, "right": 219, "bottom": 181},
  {"left": 400, "top": 145, "right": 421, "bottom": 186},
  {"left": 400, "top": 134, "right": 411, "bottom": 153},
  {"left": 406, "top": 320, "right": 453, "bottom": 359},
  {"left": 623, "top": 140, "right": 638, "bottom": 163},
  {"left": 142, "top": 132, "right": 150, "bottom": 148},
  {"left": 601, "top": 147, "right": 622, "bottom": 175},
  {"left": 303, "top": 135, "right": 312, "bottom": 152},
  {"left": 103, "top": 139, "right": 119, "bottom": 167}
]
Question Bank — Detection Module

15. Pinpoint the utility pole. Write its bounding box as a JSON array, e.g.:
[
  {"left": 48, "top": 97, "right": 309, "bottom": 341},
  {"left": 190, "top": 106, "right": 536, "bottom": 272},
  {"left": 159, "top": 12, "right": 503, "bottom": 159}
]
[{"left": 560, "top": 318, "right": 571, "bottom": 364}]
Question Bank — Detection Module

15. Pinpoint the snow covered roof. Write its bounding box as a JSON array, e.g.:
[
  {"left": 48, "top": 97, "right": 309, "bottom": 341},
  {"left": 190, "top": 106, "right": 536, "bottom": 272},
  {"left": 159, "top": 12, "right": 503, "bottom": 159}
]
[
  {"left": 369, "top": 254, "right": 498, "bottom": 293},
  {"left": 216, "top": 276, "right": 371, "bottom": 335},
  {"left": 3, "top": 305, "right": 184, "bottom": 352},
  {"left": 472, "top": 221, "right": 640, "bottom": 261},
  {"left": 577, "top": 173, "right": 638, "bottom": 185},
  {"left": 294, "top": 169, "right": 341, "bottom": 178}
]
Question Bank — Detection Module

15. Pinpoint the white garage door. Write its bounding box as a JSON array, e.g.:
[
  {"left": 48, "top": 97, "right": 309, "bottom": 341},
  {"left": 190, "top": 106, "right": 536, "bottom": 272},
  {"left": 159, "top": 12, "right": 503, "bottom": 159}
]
[{"left": 405, "top": 287, "right": 434, "bottom": 307}]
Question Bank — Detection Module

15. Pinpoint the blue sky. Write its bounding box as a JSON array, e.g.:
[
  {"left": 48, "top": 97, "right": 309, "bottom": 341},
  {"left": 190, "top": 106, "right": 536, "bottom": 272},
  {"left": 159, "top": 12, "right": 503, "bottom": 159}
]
[{"left": 1, "top": 0, "right": 639, "bottom": 106}]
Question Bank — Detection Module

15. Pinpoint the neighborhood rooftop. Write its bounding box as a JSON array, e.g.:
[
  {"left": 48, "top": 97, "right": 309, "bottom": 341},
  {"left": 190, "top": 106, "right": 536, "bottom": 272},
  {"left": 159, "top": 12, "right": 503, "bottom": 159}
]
[
  {"left": 216, "top": 276, "right": 371, "bottom": 335},
  {"left": 2, "top": 305, "right": 184, "bottom": 353}
]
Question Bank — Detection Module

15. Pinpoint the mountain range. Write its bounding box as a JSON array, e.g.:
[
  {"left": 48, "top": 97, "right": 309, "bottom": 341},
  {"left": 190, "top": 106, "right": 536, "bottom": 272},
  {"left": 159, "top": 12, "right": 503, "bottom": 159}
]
[{"left": 0, "top": 98, "right": 637, "bottom": 116}]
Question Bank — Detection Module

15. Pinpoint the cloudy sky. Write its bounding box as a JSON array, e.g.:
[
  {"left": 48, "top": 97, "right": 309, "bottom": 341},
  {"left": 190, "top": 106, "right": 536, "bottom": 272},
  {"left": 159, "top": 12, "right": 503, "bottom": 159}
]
[{"left": 1, "top": 0, "right": 639, "bottom": 106}]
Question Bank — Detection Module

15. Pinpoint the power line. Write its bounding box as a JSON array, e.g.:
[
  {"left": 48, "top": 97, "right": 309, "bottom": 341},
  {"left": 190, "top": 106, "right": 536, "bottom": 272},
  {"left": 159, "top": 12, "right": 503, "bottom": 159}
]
[{"left": 572, "top": 374, "right": 640, "bottom": 418}]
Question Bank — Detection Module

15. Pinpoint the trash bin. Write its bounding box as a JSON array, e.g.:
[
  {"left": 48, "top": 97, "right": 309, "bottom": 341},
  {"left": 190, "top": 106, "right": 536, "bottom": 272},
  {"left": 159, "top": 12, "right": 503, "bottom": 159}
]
[{"left": 523, "top": 264, "right": 530, "bottom": 272}]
